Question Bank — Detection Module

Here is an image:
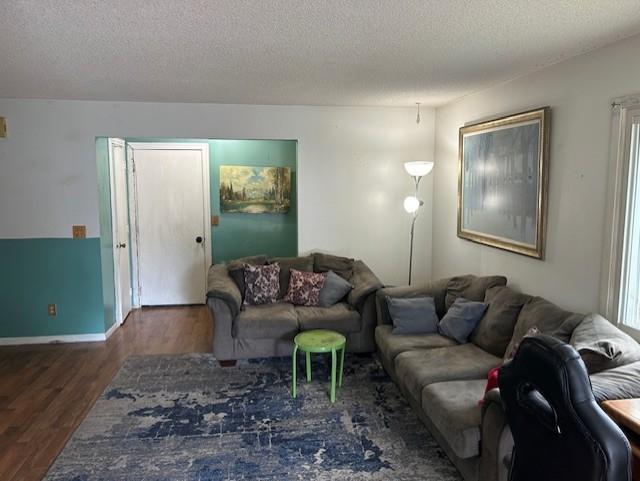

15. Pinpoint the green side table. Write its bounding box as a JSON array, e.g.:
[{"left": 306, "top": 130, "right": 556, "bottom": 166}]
[{"left": 292, "top": 329, "right": 346, "bottom": 403}]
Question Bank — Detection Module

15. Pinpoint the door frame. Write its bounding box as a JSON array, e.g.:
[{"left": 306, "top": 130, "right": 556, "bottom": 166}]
[
  {"left": 127, "top": 142, "right": 212, "bottom": 306},
  {"left": 108, "top": 137, "right": 132, "bottom": 325}
]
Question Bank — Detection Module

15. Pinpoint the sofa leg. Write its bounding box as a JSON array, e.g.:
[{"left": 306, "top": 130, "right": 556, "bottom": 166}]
[{"left": 218, "top": 360, "right": 237, "bottom": 367}]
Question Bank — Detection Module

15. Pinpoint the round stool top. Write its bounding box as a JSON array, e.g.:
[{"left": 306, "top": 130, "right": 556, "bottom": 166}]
[{"left": 294, "top": 329, "right": 346, "bottom": 353}]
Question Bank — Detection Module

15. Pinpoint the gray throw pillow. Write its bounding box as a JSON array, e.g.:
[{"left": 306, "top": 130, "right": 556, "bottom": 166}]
[
  {"left": 438, "top": 297, "right": 488, "bottom": 343},
  {"left": 318, "top": 271, "right": 353, "bottom": 307},
  {"left": 570, "top": 313, "right": 640, "bottom": 373},
  {"left": 387, "top": 296, "right": 439, "bottom": 335}
]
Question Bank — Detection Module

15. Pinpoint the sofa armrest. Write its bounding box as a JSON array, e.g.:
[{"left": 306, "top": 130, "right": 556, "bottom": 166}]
[
  {"left": 375, "top": 278, "right": 450, "bottom": 325},
  {"left": 484, "top": 387, "right": 503, "bottom": 406},
  {"left": 347, "top": 260, "right": 383, "bottom": 308},
  {"left": 206, "top": 264, "right": 242, "bottom": 317},
  {"left": 480, "top": 388, "right": 513, "bottom": 481}
]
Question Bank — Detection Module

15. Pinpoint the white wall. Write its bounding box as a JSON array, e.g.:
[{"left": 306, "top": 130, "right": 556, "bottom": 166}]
[
  {"left": 0, "top": 100, "right": 435, "bottom": 285},
  {"left": 433, "top": 33, "right": 640, "bottom": 313}
]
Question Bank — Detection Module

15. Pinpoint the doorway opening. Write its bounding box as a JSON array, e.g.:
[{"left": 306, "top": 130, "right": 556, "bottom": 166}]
[{"left": 96, "top": 138, "right": 298, "bottom": 329}]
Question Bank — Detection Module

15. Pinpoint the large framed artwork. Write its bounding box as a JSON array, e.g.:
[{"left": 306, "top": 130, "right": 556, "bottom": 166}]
[
  {"left": 458, "top": 107, "right": 550, "bottom": 259},
  {"left": 220, "top": 165, "right": 291, "bottom": 214}
]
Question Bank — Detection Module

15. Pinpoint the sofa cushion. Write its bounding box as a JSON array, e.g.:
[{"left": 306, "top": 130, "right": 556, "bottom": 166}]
[
  {"left": 233, "top": 303, "right": 298, "bottom": 339},
  {"left": 394, "top": 344, "right": 502, "bottom": 405},
  {"left": 422, "top": 380, "right": 486, "bottom": 459},
  {"left": 313, "top": 252, "right": 355, "bottom": 280},
  {"left": 504, "top": 296, "right": 583, "bottom": 360},
  {"left": 387, "top": 296, "right": 439, "bottom": 335},
  {"left": 269, "top": 255, "right": 314, "bottom": 298},
  {"left": 570, "top": 313, "right": 640, "bottom": 373},
  {"left": 318, "top": 271, "right": 353, "bottom": 307},
  {"left": 471, "top": 286, "right": 531, "bottom": 357},
  {"left": 375, "top": 325, "right": 457, "bottom": 364},
  {"left": 438, "top": 298, "right": 488, "bottom": 343},
  {"left": 296, "top": 303, "right": 360, "bottom": 334},
  {"left": 445, "top": 275, "right": 507, "bottom": 309},
  {"left": 590, "top": 361, "right": 640, "bottom": 402}
]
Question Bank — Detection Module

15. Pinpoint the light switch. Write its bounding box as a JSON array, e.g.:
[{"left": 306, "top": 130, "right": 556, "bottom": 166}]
[{"left": 211, "top": 215, "right": 220, "bottom": 226}]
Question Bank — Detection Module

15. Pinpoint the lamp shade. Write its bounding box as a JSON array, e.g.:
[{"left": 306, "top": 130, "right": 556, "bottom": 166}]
[
  {"left": 403, "top": 196, "right": 421, "bottom": 213},
  {"left": 404, "top": 161, "right": 434, "bottom": 177}
]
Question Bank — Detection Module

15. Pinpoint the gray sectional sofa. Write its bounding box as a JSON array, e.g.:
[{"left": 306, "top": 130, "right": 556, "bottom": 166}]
[
  {"left": 375, "top": 274, "right": 640, "bottom": 481},
  {"left": 206, "top": 253, "right": 383, "bottom": 361}
]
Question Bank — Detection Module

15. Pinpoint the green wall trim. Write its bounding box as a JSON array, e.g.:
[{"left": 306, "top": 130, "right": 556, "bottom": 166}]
[
  {"left": 0, "top": 238, "right": 105, "bottom": 337},
  {"left": 210, "top": 139, "right": 298, "bottom": 262}
]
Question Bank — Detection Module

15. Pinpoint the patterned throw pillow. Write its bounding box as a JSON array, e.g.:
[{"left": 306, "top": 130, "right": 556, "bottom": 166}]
[
  {"left": 283, "top": 269, "right": 326, "bottom": 306},
  {"left": 243, "top": 263, "right": 280, "bottom": 306}
]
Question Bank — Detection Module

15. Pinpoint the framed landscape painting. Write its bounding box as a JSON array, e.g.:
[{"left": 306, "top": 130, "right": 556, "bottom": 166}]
[
  {"left": 457, "top": 107, "right": 550, "bottom": 259},
  {"left": 220, "top": 165, "right": 291, "bottom": 214}
]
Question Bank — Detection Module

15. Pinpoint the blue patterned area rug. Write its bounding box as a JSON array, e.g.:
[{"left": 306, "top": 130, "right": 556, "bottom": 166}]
[{"left": 44, "top": 354, "right": 462, "bottom": 481}]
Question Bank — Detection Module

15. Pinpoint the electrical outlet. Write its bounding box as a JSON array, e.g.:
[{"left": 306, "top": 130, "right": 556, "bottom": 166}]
[
  {"left": 48, "top": 304, "right": 57, "bottom": 316},
  {"left": 72, "top": 225, "right": 86, "bottom": 239}
]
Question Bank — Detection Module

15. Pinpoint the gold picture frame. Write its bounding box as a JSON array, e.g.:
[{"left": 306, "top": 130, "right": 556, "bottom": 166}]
[{"left": 457, "top": 107, "right": 550, "bottom": 259}]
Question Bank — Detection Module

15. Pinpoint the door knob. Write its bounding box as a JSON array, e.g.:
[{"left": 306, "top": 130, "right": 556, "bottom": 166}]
[
  {"left": 117, "top": 242, "right": 127, "bottom": 248},
  {"left": 195, "top": 236, "right": 203, "bottom": 244}
]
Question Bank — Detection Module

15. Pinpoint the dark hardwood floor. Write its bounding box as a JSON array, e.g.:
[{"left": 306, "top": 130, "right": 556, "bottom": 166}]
[{"left": 0, "top": 306, "right": 212, "bottom": 481}]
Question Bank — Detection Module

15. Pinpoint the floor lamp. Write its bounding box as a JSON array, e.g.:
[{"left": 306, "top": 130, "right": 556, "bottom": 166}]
[{"left": 404, "top": 161, "right": 434, "bottom": 285}]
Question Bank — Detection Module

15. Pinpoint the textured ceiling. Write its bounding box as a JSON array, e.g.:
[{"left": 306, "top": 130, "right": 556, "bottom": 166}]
[{"left": 2, "top": 1, "right": 640, "bottom": 107}]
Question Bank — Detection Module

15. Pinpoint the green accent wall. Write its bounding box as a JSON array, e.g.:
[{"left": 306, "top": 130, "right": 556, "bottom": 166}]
[
  {"left": 125, "top": 138, "right": 298, "bottom": 263},
  {"left": 210, "top": 139, "right": 298, "bottom": 262},
  {"left": 0, "top": 238, "right": 105, "bottom": 337},
  {"left": 96, "top": 137, "right": 117, "bottom": 331}
]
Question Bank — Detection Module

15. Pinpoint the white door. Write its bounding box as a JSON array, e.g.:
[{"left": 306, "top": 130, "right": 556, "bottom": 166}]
[
  {"left": 131, "top": 143, "right": 211, "bottom": 305},
  {"left": 108, "top": 138, "right": 132, "bottom": 325}
]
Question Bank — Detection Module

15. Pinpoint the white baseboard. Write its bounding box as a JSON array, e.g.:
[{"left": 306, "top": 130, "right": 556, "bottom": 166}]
[
  {"left": 105, "top": 321, "right": 119, "bottom": 339},
  {"left": 0, "top": 332, "right": 107, "bottom": 346}
]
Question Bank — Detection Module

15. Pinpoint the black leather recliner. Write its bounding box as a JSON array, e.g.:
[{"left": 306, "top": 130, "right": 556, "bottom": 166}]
[{"left": 499, "top": 334, "right": 631, "bottom": 481}]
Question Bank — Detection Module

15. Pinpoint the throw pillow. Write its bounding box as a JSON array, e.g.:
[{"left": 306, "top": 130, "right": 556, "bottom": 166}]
[
  {"left": 386, "top": 296, "right": 439, "bottom": 335},
  {"left": 269, "top": 255, "right": 314, "bottom": 299},
  {"left": 318, "top": 270, "right": 353, "bottom": 307},
  {"left": 227, "top": 255, "right": 267, "bottom": 301},
  {"left": 438, "top": 297, "right": 488, "bottom": 343},
  {"left": 243, "top": 263, "right": 280, "bottom": 306},
  {"left": 283, "top": 269, "right": 326, "bottom": 306},
  {"left": 570, "top": 313, "right": 640, "bottom": 373}
]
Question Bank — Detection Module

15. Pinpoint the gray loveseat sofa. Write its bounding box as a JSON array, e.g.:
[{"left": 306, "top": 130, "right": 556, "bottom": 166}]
[
  {"left": 207, "top": 253, "right": 383, "bottom": 362},
  {"left": 376, "top": 274, "right": 640, "bottom": 481}
]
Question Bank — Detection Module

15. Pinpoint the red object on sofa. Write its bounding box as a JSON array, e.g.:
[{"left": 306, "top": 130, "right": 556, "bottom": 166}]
[{"left": 480, "top": 366, "right": 501, "bottom": 405}]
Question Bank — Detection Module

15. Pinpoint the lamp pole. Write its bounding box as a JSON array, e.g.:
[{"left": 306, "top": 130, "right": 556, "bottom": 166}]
[
  {"left": 403, "top": 160, "right": 433, "bottom": 285},
  {"left": 408, "top": 175, "right": 423, "bottom": 285}
]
